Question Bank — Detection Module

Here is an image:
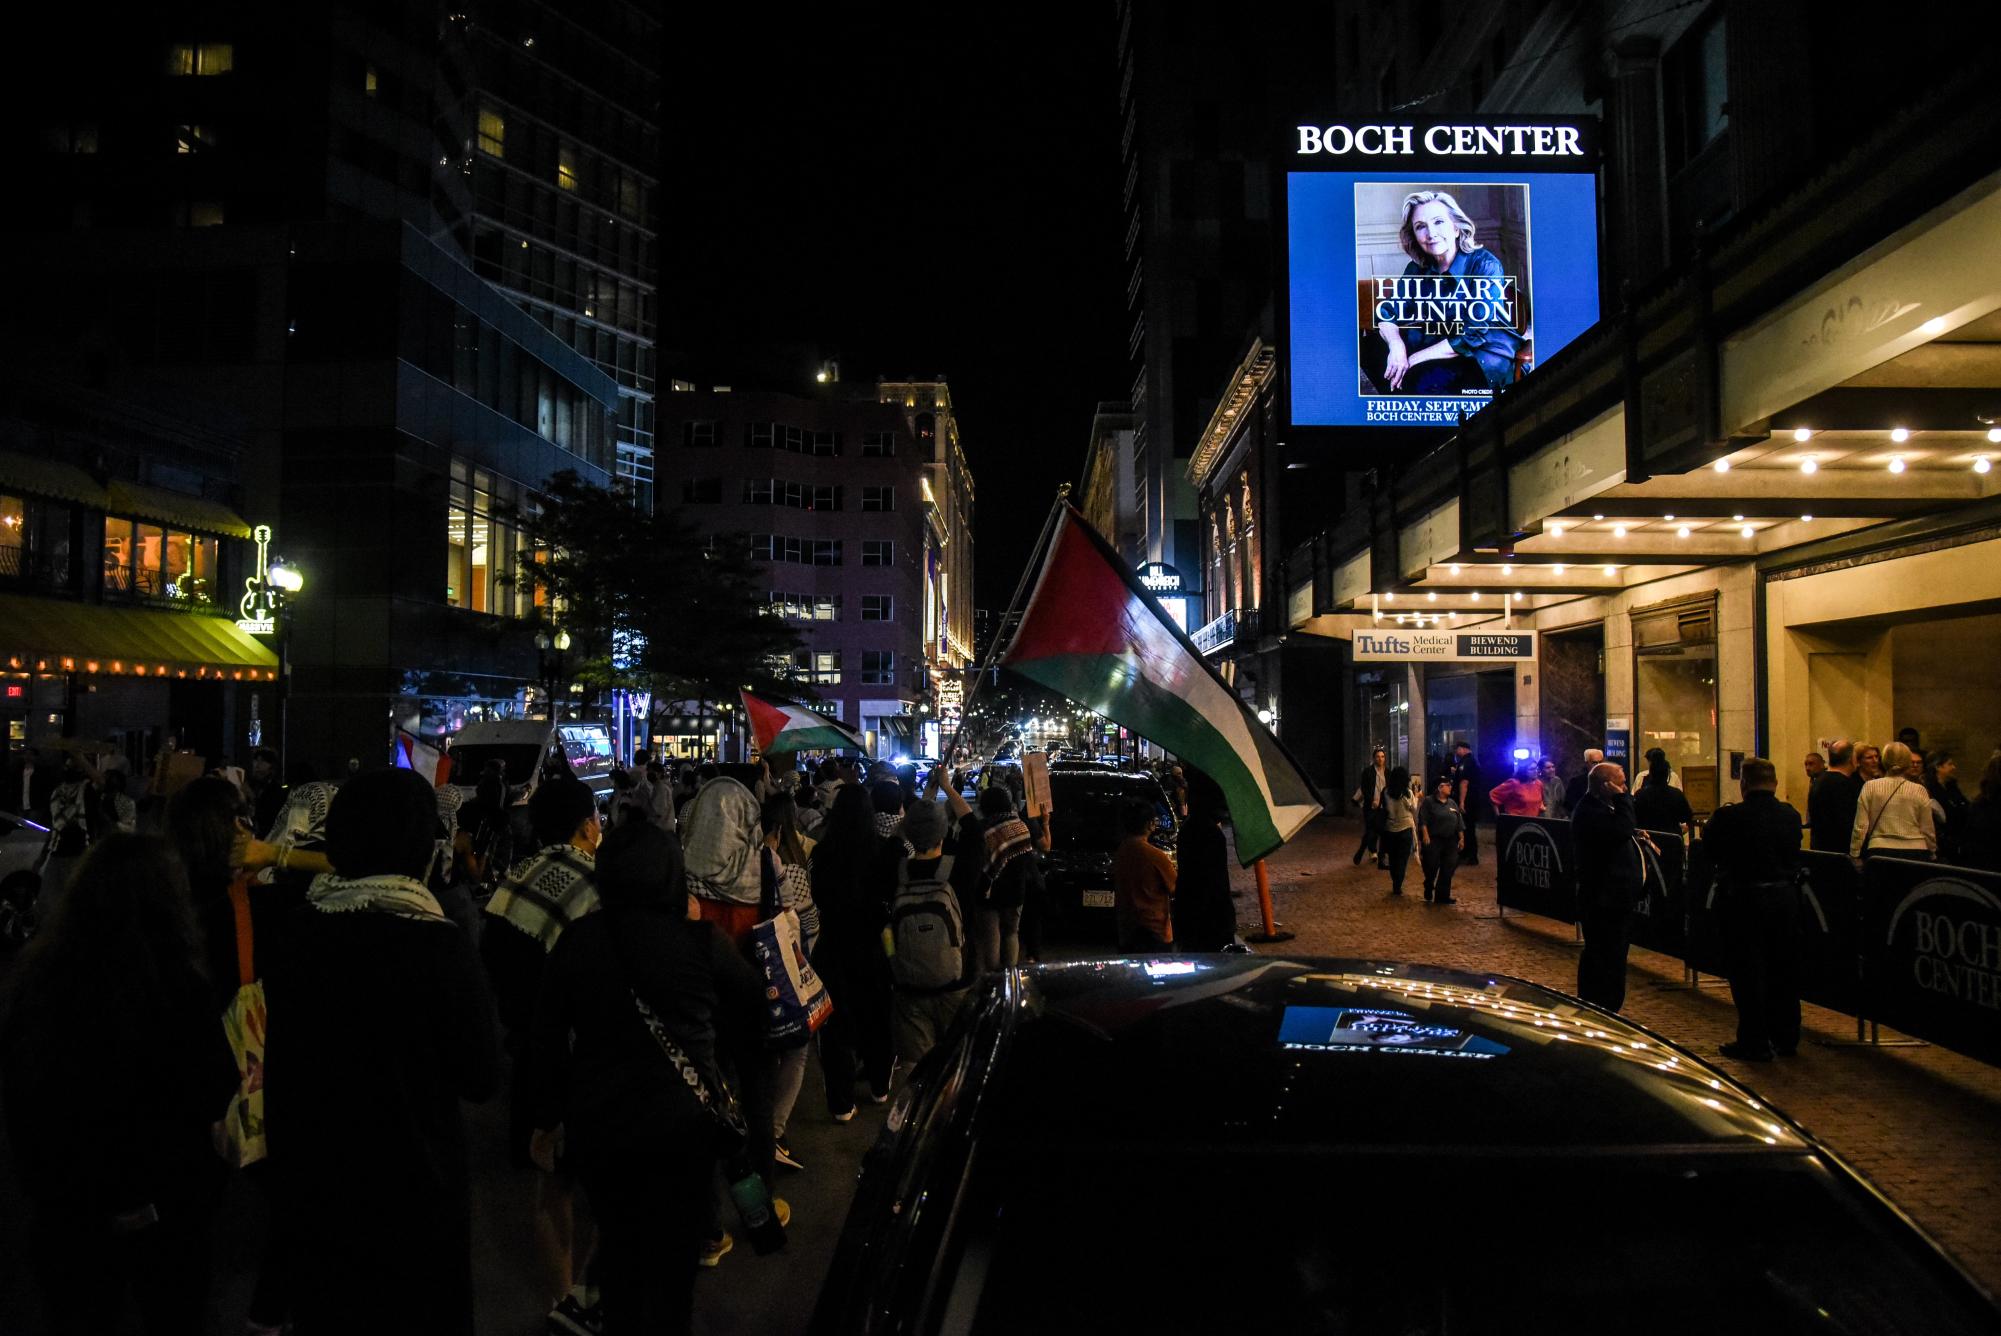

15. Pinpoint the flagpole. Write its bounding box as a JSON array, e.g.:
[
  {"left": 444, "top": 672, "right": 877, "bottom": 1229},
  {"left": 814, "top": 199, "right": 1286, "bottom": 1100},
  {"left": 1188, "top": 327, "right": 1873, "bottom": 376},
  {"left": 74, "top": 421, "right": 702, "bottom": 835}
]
[
  {"left": 942, "top": 483, "right": 1072, "bottom": 766},
  {"left": 1248, "top": 857, "right": 1294, "bottom": 944}
]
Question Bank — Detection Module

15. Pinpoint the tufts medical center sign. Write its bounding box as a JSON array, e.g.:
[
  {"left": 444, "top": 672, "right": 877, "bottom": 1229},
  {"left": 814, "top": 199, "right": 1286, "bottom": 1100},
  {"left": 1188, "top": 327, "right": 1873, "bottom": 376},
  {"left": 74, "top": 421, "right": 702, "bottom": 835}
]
[{"left": 1352, "top": 629, "right": 1536, "bottom": 662}]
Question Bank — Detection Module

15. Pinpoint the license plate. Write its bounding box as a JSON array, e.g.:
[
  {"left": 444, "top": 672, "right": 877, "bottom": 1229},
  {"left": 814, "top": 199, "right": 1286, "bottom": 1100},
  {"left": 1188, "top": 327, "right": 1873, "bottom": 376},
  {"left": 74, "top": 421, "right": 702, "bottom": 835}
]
[{"left": 1080, "top": 888, "right": 1115, "bottom": 909}]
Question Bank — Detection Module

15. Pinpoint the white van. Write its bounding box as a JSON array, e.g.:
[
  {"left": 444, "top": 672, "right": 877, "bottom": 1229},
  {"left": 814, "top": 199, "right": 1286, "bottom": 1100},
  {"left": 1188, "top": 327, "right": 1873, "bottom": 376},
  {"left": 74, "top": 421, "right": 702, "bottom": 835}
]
[{"left": 448, "top": 719, "right": 617, "bottom": 804}]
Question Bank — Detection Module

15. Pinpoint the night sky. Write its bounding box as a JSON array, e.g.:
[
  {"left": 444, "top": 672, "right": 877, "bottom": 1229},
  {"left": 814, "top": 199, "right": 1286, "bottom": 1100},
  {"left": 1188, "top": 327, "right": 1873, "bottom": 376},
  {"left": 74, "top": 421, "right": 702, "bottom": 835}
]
[{"left": 665, "top": 6, "right": 1130, "bottom": 613}]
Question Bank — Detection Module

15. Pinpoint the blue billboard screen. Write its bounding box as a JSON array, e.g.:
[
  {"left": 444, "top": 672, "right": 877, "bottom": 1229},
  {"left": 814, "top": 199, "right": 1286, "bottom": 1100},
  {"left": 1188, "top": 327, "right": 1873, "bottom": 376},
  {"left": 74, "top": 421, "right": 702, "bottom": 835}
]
[{"left": 1285, "top": 122, "right": 1601, "bottom": 430}]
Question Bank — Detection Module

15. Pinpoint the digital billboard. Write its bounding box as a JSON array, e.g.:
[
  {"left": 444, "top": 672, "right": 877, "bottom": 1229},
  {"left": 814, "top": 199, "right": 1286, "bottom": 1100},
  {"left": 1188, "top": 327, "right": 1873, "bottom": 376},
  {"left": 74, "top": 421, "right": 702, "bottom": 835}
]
[{"left": 1285, "top": 119, "right": 1600, "bottom": 430}]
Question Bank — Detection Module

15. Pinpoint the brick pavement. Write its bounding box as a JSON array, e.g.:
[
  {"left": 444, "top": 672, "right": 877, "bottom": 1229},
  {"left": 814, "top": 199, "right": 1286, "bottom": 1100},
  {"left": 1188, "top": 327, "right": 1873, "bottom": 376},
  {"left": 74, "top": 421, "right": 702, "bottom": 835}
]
[{"left": 1233, "top": 814, "right": 2001, "bottom": 1295}]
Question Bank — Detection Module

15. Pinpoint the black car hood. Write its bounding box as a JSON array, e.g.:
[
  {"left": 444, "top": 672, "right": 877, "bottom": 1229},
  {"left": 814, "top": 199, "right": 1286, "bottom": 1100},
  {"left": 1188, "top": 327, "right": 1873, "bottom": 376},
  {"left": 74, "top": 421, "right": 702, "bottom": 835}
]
[{"left": 995, "top": 957, "right": 1799, "bottom": 1152}]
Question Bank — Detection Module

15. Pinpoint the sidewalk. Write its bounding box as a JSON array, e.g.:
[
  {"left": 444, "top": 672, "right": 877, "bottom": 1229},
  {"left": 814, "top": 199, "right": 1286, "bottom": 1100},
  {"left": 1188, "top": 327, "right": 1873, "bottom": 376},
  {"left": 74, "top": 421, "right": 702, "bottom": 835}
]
[{"left": 1231, "top": 814, "right": 2001, "bottom": 1294}]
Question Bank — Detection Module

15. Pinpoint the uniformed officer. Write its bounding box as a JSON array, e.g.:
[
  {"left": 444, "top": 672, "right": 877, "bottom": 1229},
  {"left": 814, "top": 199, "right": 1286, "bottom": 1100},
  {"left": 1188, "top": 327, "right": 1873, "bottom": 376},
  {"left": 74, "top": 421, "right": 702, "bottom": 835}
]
[{"left": 1701, "top": 757, "right": 1804, "bottom": 1061}]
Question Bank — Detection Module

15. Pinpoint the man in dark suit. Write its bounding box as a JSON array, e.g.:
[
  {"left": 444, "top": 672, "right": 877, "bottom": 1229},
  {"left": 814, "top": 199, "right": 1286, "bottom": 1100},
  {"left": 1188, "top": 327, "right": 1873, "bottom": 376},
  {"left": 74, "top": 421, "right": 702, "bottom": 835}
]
[
  {"left": 1564, "top": 747, "right": 1602, "bottom": 818},
  {"left": 1807, "top": 738, "right": 1863, "bottom": 853},
  {"left": 1702, "top": 757, "right": 1805, "bottom": 1061},
  {"left": 1351, "top": 747, "right": 1390, "bottom": 868},
  {"left": 1572, "top": 762, "right": 1654, "bottom": 1012}
]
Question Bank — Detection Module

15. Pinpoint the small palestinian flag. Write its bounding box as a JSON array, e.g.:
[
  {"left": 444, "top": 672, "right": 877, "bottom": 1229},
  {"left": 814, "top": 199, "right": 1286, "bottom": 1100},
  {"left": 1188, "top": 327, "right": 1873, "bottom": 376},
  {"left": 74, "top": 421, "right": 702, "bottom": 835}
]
[
  {"left": 740, "top": 690, "right": 869, "bottom": 756},
  {"left": 1002, "top": 507, "right": 1322, "bottom": 864}
]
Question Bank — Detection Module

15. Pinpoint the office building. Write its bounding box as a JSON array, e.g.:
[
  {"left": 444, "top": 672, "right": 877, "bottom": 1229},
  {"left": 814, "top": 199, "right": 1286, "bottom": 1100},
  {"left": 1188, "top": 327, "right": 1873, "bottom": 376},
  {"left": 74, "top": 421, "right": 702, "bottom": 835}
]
[
  {"left": 8, "top": 6, "right": 650, "bottom": 774},
  {"left": 655, "top": 377, "right": 974, "bottom": 758}
]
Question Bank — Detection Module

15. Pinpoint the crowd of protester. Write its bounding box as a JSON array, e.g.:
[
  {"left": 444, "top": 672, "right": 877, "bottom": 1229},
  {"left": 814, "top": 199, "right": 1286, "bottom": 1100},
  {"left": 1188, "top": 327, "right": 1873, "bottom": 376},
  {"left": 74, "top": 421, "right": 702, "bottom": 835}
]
[{"left": 1, "top": 735, "right": 1250, "bottom": 1334}]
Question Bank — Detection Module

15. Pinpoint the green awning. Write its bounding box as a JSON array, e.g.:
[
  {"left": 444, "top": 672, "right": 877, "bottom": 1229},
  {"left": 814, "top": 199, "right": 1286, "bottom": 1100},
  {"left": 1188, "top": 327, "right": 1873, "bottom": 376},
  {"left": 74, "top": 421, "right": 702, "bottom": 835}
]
[
  {"left": 104, "top": 481, "right": 254, "bottom": 540},
  {"left": 0, "top": 593, "right": 279, "bottom": 677},
  {"left": 0, "top": 452, "right": 111, "bottom": 509}
]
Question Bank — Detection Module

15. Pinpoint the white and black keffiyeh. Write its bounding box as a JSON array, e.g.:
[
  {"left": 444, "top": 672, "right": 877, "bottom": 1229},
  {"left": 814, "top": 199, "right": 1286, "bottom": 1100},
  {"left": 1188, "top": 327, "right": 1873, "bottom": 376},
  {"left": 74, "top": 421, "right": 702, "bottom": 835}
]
[
  {"left": 307, "top": 872, "right": 446, "bottom": 922},
  {"left": 267, "top": 781, "right": 339, "bottom": 849},
  {"left": 485, "top": 844, "right": 599, "bottom": 949}
]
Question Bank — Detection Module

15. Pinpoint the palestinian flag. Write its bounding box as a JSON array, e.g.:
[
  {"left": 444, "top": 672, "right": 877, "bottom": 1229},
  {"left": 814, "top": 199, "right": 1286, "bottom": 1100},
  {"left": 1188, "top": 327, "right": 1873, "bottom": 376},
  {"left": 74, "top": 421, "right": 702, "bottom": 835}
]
[
  {"left": 740, "top": 690, "right": 868, "bottom": 756},
  {"left": 1002, "top": 507, "right": 1322, "bottom": 864}
]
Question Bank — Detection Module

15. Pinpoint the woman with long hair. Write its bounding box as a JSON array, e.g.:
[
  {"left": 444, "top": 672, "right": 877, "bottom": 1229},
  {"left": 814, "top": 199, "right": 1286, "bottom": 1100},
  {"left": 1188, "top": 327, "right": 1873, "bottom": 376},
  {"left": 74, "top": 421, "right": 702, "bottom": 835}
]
[
  {"left": 1380, "top": 765, "right": 1421, "bottom": 897},
  {"left": 808, "top": 784, "right": 896, "bottom": 1118},
  {"left": 0, "top": 834, "right": 238, "bottom": 1334},
  {"left": 1922, "top": 750, "right": 1969, "bottom": 863}
]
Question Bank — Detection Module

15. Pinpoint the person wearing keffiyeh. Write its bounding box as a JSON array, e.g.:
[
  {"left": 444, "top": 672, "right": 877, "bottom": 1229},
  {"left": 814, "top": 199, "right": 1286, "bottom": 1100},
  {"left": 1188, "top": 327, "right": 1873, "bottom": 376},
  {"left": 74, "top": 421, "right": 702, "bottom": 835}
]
[{"left": 262, "top": 769, "right": 499, "bottom": 1336}]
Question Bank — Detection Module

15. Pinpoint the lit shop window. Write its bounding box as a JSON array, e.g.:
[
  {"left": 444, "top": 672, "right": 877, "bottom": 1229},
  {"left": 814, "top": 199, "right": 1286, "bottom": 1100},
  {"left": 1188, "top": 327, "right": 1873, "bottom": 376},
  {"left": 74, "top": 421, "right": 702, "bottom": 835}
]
[
  {"left": 477, "top": 106, "right": 506, "bottom": 158},
  {"left": 167, "top": 43, "right": 234, "bottom": 76}
]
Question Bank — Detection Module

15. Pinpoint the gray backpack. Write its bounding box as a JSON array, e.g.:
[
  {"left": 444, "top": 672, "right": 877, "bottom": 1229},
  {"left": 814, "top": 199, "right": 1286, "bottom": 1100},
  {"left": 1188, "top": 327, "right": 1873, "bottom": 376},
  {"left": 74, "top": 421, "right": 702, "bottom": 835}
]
[{"left": 889, "top": 855, "right": 965, "bottom": 993}]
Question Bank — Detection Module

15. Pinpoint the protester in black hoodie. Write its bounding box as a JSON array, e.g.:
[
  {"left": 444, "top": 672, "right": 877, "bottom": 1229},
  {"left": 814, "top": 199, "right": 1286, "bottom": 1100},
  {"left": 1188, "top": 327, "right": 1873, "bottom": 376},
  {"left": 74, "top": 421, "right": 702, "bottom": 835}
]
[
  {"left": 0, "top": 833, "right": 238, "bottom": 1335},
  {"left": 262, "top": 768, "right": 500, "bottom": 1336},
  {"left": 1171, "top": 767, "right": 1238, "bottom": 951},
  {"left": 531, "top": 821, "right": 768, "bottom": 1334}
]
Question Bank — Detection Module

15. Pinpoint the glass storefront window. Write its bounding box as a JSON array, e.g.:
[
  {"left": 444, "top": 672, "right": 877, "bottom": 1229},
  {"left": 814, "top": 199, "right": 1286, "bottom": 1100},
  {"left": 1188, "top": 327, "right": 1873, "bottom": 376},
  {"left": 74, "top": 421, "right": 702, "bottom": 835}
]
[
  {"left": 103, "top": 517, "right": 135, "bottom": 594},
  {"left": 1636, "top": 643, "right": 1719, "bottom": 811},
  {"left": 0, "top": 495, "right": 22, "bottom": 577},
  {"left": 135, "top": 524, "right": 165, "bottom": 595},
  {"left": 1356, "top": 670, "right": 1411, "bottom": 774}
]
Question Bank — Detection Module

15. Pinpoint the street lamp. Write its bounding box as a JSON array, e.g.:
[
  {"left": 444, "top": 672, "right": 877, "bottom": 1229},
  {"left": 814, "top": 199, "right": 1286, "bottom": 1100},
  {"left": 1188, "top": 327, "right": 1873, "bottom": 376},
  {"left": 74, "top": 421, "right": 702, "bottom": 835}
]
[{"left": 534, "top": 627, "right": 571, "bottom": 719}]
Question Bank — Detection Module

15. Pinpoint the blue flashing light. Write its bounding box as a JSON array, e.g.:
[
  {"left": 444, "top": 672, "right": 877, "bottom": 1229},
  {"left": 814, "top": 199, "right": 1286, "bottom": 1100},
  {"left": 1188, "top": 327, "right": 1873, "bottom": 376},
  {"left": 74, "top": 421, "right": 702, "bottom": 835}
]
[{"left": 1512, "top": 747, "right": 1532, "bottom": 761}]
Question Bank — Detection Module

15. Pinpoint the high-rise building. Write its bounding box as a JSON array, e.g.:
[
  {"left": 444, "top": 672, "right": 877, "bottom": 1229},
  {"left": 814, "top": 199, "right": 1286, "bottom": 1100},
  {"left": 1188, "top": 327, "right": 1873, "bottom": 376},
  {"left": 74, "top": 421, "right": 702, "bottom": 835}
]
[
  {"left": 1112, "top": 6, "right": 1338, "bottom": 588},
  {"left": 8, "top": 6, "right": 647, "bottom": 773},
  {"left": 457, "top": 2, "right": 661, "bottom": 510},
  {"left": 654, "top": 377, "right": 973, "bottom": 759}
]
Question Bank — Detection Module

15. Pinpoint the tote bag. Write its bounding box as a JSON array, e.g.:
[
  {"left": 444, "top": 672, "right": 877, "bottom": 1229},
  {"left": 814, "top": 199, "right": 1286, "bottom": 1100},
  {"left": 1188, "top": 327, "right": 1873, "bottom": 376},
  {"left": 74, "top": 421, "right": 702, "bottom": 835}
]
[
  {"left": 220, "top": 875, "right": 269, "bottom": 1167},
  {"left": 748, "top": 849, "right": 833, "bottom": 1047}
]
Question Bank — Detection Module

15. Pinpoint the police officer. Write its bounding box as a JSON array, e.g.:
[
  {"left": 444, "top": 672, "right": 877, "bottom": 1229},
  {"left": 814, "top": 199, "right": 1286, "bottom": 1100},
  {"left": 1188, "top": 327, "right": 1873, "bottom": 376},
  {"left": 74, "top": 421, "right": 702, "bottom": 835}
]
[{"left": 1701, "top": 757, "right": 1804, "bottom": 1061}]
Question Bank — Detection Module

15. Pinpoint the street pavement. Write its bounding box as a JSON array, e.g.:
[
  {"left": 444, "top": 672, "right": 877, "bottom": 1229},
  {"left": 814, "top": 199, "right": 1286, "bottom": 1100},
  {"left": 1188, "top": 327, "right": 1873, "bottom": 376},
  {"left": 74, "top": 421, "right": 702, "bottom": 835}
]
[{"left": 2, "top": 811, "right": 1997, "bottom": 1332}]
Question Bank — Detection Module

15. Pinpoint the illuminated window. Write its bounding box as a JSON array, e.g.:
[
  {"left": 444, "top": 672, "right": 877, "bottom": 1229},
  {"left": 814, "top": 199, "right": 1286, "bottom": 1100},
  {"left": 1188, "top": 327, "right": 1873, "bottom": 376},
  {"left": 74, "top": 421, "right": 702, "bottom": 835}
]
[
  {"left": 477, "top": 106, "right": 505, "bottom": 158},
  {"left": 556, "top": 144, "right": 578, "bottom": 191},
  {"left": 167, "top": 43, "right": 234, "bottom": 76},
  {"left": 175, "top": 124, "right": 217, "bottom": 154},
  {"left": 364, "top": 65, "right": 378, "bottom": 96}
]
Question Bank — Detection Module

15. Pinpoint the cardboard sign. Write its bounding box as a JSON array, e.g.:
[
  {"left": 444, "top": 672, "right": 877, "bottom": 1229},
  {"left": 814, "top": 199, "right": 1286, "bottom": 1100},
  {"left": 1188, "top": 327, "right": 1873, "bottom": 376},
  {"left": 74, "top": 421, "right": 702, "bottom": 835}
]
[{"left": 1022, "top": 751, "right": 1052, "bottom": 818}]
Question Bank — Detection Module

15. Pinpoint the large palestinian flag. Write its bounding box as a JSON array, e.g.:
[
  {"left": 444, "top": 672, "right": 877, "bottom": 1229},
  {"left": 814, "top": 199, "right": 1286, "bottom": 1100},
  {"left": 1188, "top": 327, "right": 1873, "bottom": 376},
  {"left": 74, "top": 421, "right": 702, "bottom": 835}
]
[
  {"left": 1002, "top": 508, "right": 1322, "bottom": 864},
  {"left": 740, "top": 690, "right": 868, "bottom": 756}
]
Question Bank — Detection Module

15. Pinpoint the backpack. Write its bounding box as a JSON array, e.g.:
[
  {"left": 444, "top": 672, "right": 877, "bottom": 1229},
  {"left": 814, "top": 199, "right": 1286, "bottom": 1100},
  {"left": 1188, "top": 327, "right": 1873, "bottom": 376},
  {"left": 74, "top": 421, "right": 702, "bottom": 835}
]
[{"left": 889, "top": 854, "right": 966, "bottom": 993}]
